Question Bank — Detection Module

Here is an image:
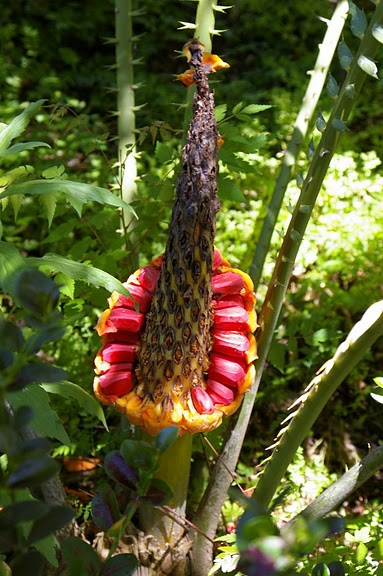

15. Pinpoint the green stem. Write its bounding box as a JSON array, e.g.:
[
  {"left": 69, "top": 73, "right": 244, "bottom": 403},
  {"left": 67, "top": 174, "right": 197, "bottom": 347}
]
[
  {"left": 192, "top": 2, "right": 383, "bottom": 569},
  {"left": 284, "top": 443, "right": 383, "bottom": 528},
  {"left": 249, "top": 0, "right": 349, "bottom": 288},
  {"left": 139, "top": 434, "right": 192, "bottom": 549},
  {"left": 254, "top": 301, "right": 383, "bottom": 508},
  {"left": 116, "top": 0, "right": 138, "bottom": 269}
]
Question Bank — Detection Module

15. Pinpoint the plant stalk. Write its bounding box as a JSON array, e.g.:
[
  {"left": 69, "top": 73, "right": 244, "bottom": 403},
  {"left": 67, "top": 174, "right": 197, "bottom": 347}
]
[
  {"left": 139, "top": 435, "right": 193, "bottom": 574},
  {"left": 192, "top": 2, "right": 383, "bottom": 570},
  {"left": 284, "top": 443, "right": 383, "bottom": 528},
  {"left": 116, "top": 0, "right": 139, "bottom": 269},
  {"left": 249, "top": 0, "right": 349, "bottom": 288}
]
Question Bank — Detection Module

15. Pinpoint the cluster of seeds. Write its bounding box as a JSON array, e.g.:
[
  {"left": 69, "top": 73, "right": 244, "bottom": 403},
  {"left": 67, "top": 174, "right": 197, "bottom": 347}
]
[{"left": 94, "top": 248, "right": 256, "bottom": 436}]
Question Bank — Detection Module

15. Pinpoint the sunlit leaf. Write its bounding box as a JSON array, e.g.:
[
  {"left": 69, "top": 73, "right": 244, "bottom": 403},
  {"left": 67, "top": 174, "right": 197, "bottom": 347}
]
[
  {"left": 1, "top": 142, "right": 50, "bottom": 157},
  {"left": 0, "top": 179, "right": 137, "bottom": 218},
  {"left": 0, "top": 100, "right": 46, "bottom": 156},
  {"left": 40, "top": 381, "right": 108, "bottom": 430},
  {"left": 27, "top": 253, "right": 131, "bottom": 297}
]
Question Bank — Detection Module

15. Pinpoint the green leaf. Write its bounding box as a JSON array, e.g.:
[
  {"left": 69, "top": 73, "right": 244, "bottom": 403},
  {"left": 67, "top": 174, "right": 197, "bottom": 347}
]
[
  {"left": 1, "top": 142, "right": 50, "bottom": 157},
  {"left": 0, "top": 560, "right": 12, "bottom": 575},
  {"left": 101, "top": 554, "right": 139, "bottom": 576},
  {"left": 61, "top": 537, "right": 101, "bottom": 576},
  {"left": 373, "top": 377, "right": 383, "bottom": 388},
  {"left": 92, "top": 484, "right": 121, "bottom": 531},
  {"left": 7, "top": 456, "right": 59, "bottom": 488},
  {"left": 232, "top": 102, "right": 243, "bottom": 115},
  {"left": 41, "top": 165, "right": 66, "bottom": 179},
  {"left": 218, "top": 176, "right": 246, "bottom": 202},
  {"left": 9, "top": 550, "right": 45, "bottom": 576},
  {"left": 215, "top": 104, "right": 227, "bottom": 122},
  {"left": 121, "top": 440, "right": 159, "bottom": 473},
  {"left": 155, "top": 141, "right": 175, "bottom": 163},
  {"left": 355, "top": 541, "right": 368, "bottom": 565},
  {"left": 241, "top": 104, "right": 272, "bottom": 114},
  {"left": 349, "top": 1, "right": 367, "bottom": 38},
  {"left": 0, "top": 501, "right": 50, "bottom": 528},
  {"left": 337, "top": 41, "right": 353, "bottom": 71},
  {"left": 0, "top": 179, "right": 137, "bottom": 218},
  {"left": 357, "top": 55, "right": 379, "bottom": 79},
  {"left": 0, "top": 242, "right": 28, "bottom": 296},
  {"left": 0, "top": 100, "right": 46, "bottom": 156},
  {"left": 40, "top": 382, "right": 108, "bottom": 430},
  {"left": 28, "top": 506, "right": 74, "bottom": 544},
  {"left": 7, "top": 385, "right": 71, "bottom": 445},
  {"left": 27, "top": 253, "right": 131, "bottom": 297}
]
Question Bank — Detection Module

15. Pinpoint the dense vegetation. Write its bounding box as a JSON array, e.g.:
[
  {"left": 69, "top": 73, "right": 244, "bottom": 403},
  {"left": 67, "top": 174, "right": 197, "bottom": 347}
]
[{"left": 1, "top": 1, "right": 382, "bottom": 575}]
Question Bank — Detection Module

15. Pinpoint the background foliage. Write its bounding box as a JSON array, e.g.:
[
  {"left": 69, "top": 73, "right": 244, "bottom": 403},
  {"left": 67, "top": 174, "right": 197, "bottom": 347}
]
[{"left": 1, "top": 0, "right": 383, "bottom": 574}]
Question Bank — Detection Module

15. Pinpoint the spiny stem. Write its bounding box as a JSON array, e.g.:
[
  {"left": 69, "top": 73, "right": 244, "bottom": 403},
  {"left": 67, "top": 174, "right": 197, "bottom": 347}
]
[
  {"left": 116, "top": 0, "right": 138, "bottom": 269},
  {"left": 249, "top": 0, "right": 349, "bottom": 288},
  {"left": 253, "top": 301, "right": 383, "bottom": 508},
  {"left": 193, "top": 1, "right": 383, "bottom": 567}
]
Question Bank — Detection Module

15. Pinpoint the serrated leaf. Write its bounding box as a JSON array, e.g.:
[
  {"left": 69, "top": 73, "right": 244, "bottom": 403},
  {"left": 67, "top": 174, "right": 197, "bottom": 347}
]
[
  {"left": 42, "top": 165, "right": 66, "bottom": 179},
  {"left": 358, "top": 55, "right": 379, "bottom": 78},
  {"left": 1, "top": 141, "right": 50, "bottom": 157},
  {"left": 0, "top": 179, "right": 137, "bottom": 218},
  {"left": 338, "top": 41, "right": 353, "bottom": 71},
  {"left": 349, "top": 1, "right": 367, "bottom": 38},
  {"left": 54, "top": 273, "right": 75, "bottom": 299},
  {"left": 155, "top": 141, "right": 174, "bottom": 163},
  {"left": 27, "top": 253, "right": 131, "bottom": 297},
  {"left": 241, "top": 104, "right": 272, "bottom": 114},
  {"left": 38, "top": 193, "right": 58, "bottom": 227},
  {"left": 215, "top": 104, "right": 227, "bottom": 122},
  {"left": 326, "top": 74, "right": 339, "bottom": 97},
  {"left": 372, "top": 25, "right": 383, "bottom": 44},
  {"left": 0, "top": 100, "right": 46, "bottom": 156},
  {"left": 218, "top": 176, "right": 246, "bottom": 202},
  {"left": 40, "top": 381, "right": 108, "bottom": 430},
  {"left": 10, "top": 193, "right": 24, "bottom": 220},
  {"left": 232, "top": 102, "right": 243, "bottom": 115},
  {"left": 7, "top": 385, "right": 71, "bottom": 445}
]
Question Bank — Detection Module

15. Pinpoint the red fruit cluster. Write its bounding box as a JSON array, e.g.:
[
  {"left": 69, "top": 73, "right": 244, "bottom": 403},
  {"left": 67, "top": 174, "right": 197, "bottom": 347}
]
[{"left": 94, "top": 249, "right": 257, "bottom": 435}]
